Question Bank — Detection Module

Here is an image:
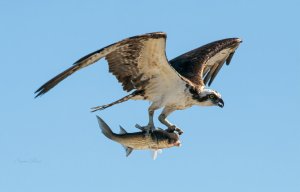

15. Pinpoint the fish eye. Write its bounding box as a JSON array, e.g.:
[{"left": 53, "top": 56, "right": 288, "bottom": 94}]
[{"left": 209, "top": 94, "right": 214, "bottom": 99}]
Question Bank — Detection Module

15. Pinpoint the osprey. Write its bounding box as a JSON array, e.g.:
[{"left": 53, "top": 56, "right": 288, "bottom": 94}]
[{"left": 35, "top": 32, "right": 242, "bottom": 134}]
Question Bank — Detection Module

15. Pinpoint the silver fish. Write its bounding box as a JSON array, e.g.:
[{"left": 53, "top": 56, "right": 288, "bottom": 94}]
[{"left": 96, "top": 116, "right": 181, "bottom": 159}]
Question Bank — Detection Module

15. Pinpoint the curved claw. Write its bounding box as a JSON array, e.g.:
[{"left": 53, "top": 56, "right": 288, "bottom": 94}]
[
  {"left": 166, "top": 125, "right": 184, "bottom": 135},
  {"left": 176, "top": 128, "right": 184, "bottom": 135}
]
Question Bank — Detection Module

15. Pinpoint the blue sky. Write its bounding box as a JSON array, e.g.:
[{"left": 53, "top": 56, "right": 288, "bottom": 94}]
[{"left": 1, "top": 0, "right": 299, "bottom": 192}]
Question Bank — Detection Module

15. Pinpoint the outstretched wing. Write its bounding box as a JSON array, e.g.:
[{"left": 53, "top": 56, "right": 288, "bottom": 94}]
[
  {"left": 35, "top": 32, "right": 188, "bottom": 98},
  {"left": 169, "top": 38, "right": 242, "bottom": 87}
]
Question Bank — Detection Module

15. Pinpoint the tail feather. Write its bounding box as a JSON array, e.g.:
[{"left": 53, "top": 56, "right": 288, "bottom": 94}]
[
  {"left": 96, "top": 116, "right": 114, "bottom": 140},
  {"left": 91, "top": 90, "right": 143, "bottom": 112}
]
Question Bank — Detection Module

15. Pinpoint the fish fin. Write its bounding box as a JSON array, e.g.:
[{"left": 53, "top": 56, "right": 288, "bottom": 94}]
[
  {"left": 152, "top": 149, "right": 162, "bottom": 160},
  {"left": 96, "top": 116, "right": 114, "bottom": 140},
  {"left": 122, "top": 145, "right": 133, "bottom": 157},
  {"left": 119, "top": 125, "right": 127, "bottom": 134}
]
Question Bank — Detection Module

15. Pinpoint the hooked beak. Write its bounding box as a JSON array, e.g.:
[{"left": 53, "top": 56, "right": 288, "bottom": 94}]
[{"left": 217, "top": 98, "right": 224, "bottom": 108}]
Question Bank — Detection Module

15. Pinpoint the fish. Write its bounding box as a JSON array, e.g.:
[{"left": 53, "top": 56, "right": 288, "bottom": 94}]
[{"left": 96, "top": 116, "right": 181, "bottom": 159}]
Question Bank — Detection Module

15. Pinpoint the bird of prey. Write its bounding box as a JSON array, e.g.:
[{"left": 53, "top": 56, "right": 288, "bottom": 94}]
[{"left": 35, "top": 32, "right": 242, "bottom": 134}]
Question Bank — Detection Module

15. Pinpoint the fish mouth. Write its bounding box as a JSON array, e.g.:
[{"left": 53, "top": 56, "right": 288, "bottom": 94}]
[{"left": 174, "top": 141, "right": 181, "bottom": 147}]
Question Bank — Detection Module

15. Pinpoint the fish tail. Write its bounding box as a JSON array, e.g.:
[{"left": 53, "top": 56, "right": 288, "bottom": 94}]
[
  {"left": 96, "top": 116, "right": 134, "bottom": 157},
  {"left": 96, "top": 116, "right": 115, "bottom": 140}
]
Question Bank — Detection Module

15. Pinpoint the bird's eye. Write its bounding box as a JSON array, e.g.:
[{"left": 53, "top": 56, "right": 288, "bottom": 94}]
[{"left": 209, "top": 95, "right": 214, "bottom": 99}]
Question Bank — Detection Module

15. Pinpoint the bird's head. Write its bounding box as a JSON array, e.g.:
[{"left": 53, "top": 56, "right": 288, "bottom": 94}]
[{"left": 195, "top": 89, "right": 224, "bottom": 108}]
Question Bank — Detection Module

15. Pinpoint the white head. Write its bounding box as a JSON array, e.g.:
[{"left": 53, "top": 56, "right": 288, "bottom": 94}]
[{"left": 195, "top": 89, "right": 224, "bottom": 107}]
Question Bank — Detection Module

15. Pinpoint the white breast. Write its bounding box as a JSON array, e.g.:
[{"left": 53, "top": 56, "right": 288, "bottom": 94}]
[{"left": 146, "top": 81, "right": 195, "bottom": 110}]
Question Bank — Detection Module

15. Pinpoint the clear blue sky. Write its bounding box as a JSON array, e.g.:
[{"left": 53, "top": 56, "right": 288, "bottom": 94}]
[{"left": 1, "top": 1, "right": 299, "bottom": 192}]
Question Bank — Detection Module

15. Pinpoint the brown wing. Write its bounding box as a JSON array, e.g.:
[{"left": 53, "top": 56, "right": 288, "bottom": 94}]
[
  {"left": 35, "top": 32, "right": 188, "bottom": 98},
  {"left": 169, "top": 38, "right": 242, "bottom": 87}
]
